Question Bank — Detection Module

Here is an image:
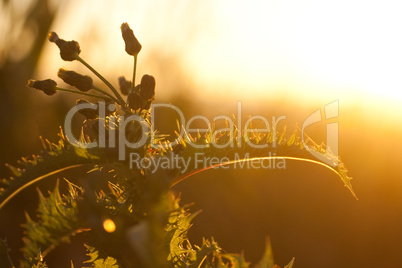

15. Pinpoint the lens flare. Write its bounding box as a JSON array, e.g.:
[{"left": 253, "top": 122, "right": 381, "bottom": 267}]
[{"left": 103, "top": 218, "right": 116, "bottom": 233}]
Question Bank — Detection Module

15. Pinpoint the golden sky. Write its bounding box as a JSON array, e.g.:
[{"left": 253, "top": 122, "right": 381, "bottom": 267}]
[{"left": 35, "top": 0, "right": 402, "bottom": 120}]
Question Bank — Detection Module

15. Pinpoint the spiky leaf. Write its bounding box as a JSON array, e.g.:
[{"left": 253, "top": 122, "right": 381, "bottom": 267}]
[
  {"left": 83, "top": 245, "right": 119, "bottom": 268},
  {"left": 20, "top": 180, "right": 82, "bottom": 267}
]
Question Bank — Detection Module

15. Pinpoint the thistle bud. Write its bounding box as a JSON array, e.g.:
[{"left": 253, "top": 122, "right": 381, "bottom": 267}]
[
  {"left": 48, "top": 32, "right": 81, "bottom": 61},
  {"left": 118, "top": 76, "right": 131, "bottom": 95},
  {"left": 76, "top": 100, "right": 98, "bottom": 120},
  {"left": 143, "top": 100, "right": 152, "bottom": 110},
  {"left": 58, "top": 68, "right": 93, "bottom": 92},
  {"left": 120, "top": 23, "right": 142, "bottom": 56},
  {"left": 27, "top": 79, "right": 57, "bottom": 95},
  {"left": 139, "top": 75, "right": 155, "bottom": 101},
  {"left": 127, "top": 92, "right": 142, "bottom": 110}
]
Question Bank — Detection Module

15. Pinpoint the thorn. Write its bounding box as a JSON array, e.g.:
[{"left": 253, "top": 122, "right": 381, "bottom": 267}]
[
  {"left": 5, "top": 163, "right": 22, "bottom": 177},
  {"left": 39, "top": 136, "right": 47, "bottom": 150}
]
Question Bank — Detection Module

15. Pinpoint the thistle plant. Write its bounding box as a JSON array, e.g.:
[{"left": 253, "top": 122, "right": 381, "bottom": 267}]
[{"left": 0, "top": 22, "right": 356, "bottom": 268}]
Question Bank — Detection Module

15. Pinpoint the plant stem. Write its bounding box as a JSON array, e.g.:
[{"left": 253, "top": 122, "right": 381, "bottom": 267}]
[
  {"left": 56, "top": 87, "right": 111, "bottom": 101},
  {"left": 171, "top": 155, "right": 358, "bottom": 200},
  {"left": 57, "top": 87, "right": 132, "bottom": 115},
  {"left": 132, "top": 55, "right": 138, "bottom": 92},
  {"left": 92, "top": 85, "right": 121, "bottom": 103},
  {"left": 0, "top": 164, "right": 91, "bottom": 210},
  {"left": 76, "top": 55, "right": 126, "bottom": 105}
]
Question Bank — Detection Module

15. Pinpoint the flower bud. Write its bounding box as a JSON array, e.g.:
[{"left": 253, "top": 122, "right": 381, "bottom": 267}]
[
  {"left": 76, "top": 100, "right": 98, "bottom": 120},
  {"left": 48, "top": 32, "right": 81, "bottom": 61},
  {"left": 127, "top": 92, "right": 142, "bottom": 110},
  {"left": 27, "top": 79, "right": 57, "bottom": 95},
  {"left": 58, "top": 68, "right": 93, "bottom": 92},
  {"left": 139, "top": 75, "right": 155, "bottom": 101},
  {"left": 143, "top": 100, "right": 152, "bottom": 110},
  {"left": 120, "top": 23, "right": 142, "bottom": 56},
  {"left": 118, "top": 76, "right": 131, "bottom": 95}
]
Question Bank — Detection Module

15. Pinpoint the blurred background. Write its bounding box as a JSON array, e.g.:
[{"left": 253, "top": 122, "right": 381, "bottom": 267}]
[{"left": 1, "top": 0, "right": 402, "bottom": 267}]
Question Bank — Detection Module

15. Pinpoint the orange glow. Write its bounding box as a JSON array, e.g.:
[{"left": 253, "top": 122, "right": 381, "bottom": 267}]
[
  {"left": 103, "top": 218, "right": 116, "bottom": 233},
  {"left": 36, "top": 0, "right": 402, "bottom": 116}
]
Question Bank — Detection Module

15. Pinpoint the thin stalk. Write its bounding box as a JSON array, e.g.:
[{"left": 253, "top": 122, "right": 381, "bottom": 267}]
[
  {"left": 132, "top": 55, "right": 138, "bottom": 92},
  {"left": 58, "top": 87, "right": 132, "bottom": 115},
  {"left": 92, "top": 85, "right": 121, "bottom": 103},
  {"left": 0, "top": 164, "right": 90, "bottom": 210},
  {"left": 56, "top": 87, "right": 111, "bottom": 100},
  {"left": 171, "top": 156, "right": 358, "bottom": 200},
  {"left": 76, "top": 55, "right": 126, "bottom": 105}
]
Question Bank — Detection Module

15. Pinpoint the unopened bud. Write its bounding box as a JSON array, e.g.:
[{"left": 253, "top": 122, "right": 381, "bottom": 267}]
[
  {"left": 77, "top": 100, "right": 98, "bottom": 120},
  {"left": 143, "top": 100, "right": 152, "bottom": 110},
  {"left": 58, "top": 68, "right": 93, "bottom": 92},
  {"left": 118, "top": 76, "right": 131, "bottom": 95},
  {"left": 27, "top": 79, "right": 57, "bottom": 95},
  {"left": 48, "top": 32, "right": 81, "bottom": 61},
  {"left": 139, "top": 75, "right": 155, "bottom": 101},
  {"left": 127, "top": 92, "right": 142, "bottom": 110},
  {"left": 121, "top": 23, "right": 142, "bottom": 56}
]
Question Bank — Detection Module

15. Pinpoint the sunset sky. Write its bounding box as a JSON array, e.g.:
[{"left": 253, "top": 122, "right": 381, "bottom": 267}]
[{"left": 34, "top": 0, "right": 402, "bottom": 120}]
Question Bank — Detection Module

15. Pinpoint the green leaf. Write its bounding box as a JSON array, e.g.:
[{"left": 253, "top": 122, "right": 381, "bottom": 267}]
[
  {"left": 20, "top": 180, "right": 83, "bottom": 268},
  {"left": 220, "top": 253, "right": 250, "bottom": 268},
  {"left": 188, "top": 238, "right": 222, "bottom": 268},
  {"left": 83, "top": 244, "right": 118, "bottom": 268},
  {"left": 166, "top": 205, "right": 201, "bottom": 264},
  {"left": 255, "top": 238, "right": 275, "bottom": 268},
  {"left": 284, "top": 258, "right": 295, "bottom": 268},
  {"left": 0, "top": 128, "right": 110, "bottom": 210},
  {"left": 171, "top": 126, "right": 357, "bottom": 200},
  {"left": 31, "top": 262, "right": 48, "bottom": 268}
]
